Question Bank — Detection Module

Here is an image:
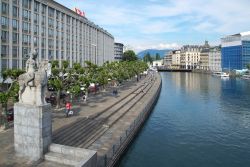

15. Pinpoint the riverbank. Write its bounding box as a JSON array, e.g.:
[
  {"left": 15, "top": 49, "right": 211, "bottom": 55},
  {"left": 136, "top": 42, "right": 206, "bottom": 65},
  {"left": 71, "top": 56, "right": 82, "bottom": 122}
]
[{"left": 0, "top": 72, "right": 162, "bottom": 167}]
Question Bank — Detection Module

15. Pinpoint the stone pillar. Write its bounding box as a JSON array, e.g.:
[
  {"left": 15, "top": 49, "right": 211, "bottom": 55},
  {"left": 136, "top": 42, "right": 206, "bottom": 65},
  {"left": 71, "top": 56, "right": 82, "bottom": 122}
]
[{"left": 14, "top": 103, "right": 52, "bottom": 161}]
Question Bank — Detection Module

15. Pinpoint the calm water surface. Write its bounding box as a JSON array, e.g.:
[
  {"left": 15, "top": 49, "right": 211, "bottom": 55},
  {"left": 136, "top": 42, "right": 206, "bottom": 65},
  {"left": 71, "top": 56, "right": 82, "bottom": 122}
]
[{"left": 118, "top": 72, "right": 250, "bottom": 167}]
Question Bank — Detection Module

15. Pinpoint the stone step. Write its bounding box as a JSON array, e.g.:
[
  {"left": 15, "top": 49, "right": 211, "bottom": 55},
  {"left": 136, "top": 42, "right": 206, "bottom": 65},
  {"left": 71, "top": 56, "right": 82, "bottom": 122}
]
[
  {"left": 44, "top": 152, "right": 80, "bottom": 166},
  {"left": 45, "top": 144, "right": 97, "bottom": 167}
]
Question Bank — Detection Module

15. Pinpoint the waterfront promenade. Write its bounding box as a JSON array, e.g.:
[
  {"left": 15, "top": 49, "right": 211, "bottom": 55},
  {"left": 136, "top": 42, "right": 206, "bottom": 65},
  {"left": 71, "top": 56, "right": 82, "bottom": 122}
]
[{"left": 0, "top": 72, "right": 161, "bottom": 167}]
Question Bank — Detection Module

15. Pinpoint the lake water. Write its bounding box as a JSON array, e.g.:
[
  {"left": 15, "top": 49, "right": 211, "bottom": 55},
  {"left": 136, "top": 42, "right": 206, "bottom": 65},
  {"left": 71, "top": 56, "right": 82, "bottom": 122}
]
[{"left": 118, "top": 72, "right": 250, "bottom": 167}]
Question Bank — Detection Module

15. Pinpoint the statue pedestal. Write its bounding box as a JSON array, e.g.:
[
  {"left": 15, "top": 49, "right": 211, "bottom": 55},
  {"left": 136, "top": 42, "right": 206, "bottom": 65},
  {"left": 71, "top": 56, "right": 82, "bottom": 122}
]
[{"left": 14, "top": 103, "right": 52, "bottom": 161}]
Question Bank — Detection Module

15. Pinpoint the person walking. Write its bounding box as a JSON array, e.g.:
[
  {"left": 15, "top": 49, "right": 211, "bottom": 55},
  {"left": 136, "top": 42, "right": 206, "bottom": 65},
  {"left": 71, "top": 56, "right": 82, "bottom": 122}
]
[{"left": 65, "top": 101, "right": 72, "bottom": 117}]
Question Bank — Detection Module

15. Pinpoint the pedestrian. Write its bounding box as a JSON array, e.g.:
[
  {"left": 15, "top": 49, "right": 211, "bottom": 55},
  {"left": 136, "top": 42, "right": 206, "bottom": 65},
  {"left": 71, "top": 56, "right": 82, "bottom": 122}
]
[{"left": 65, "top": 101, "right": 72, "bottom": 117}]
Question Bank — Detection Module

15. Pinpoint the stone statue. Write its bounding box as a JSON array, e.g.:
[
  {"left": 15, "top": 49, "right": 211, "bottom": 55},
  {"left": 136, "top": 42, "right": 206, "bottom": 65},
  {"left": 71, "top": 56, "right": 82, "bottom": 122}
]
[{"left": 18, "top": 50, "right": 49, "bottom": 105}]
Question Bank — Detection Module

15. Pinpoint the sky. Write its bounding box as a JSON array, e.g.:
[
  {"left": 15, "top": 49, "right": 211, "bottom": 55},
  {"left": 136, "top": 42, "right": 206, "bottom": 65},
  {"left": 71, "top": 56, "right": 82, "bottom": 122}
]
[{"left": 55, "top": 0, "right": 250, "bottom": 53}]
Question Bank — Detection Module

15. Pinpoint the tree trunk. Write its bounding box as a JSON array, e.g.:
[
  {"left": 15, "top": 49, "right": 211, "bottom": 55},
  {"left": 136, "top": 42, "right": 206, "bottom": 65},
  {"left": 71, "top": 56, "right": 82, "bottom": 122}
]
[{"left": 56, "top": 90, "right": 61, "bottom": 109}]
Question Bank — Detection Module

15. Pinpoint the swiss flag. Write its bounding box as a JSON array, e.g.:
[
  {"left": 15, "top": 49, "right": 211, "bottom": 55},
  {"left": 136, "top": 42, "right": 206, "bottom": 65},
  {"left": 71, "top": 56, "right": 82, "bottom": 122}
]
[{"left": 75, "top": 8, "right": 85, "bottom": 17}]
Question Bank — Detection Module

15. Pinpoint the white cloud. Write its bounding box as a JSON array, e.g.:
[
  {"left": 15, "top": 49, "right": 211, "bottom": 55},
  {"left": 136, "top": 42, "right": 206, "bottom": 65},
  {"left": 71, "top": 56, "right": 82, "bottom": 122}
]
[
  {"left": 131, "top": 43, "right": 181, "bottom": 53},
  {"left": 56, "top": 0, "right": 250, "bottom": 51}
]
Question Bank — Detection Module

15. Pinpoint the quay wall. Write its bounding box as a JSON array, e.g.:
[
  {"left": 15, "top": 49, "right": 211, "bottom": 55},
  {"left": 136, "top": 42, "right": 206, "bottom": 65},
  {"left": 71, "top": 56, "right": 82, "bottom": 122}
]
[{"left": 105, "top": 73, "right": 162, "bottom": 167}]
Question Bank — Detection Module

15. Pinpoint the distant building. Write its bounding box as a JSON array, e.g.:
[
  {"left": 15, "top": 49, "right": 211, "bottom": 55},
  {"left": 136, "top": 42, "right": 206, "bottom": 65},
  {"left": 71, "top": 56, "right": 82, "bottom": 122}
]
[
  {"left": 114, "top": 42, "right": 124, "bottom": 61},
  {"left": 200, "top": 48, "right": 210, "bottom": 71},
  {"left": 163, "top": 51, "right": 172, "bottom": 68},
  {"left": 180, "top": 45, "right": 202, "bottom": 69},
  {"left": 152, "top": 59, "right": 163, "bottom": 67},
  {"left": 221, "top": 31, "right": 250, "bottom": 70},
  {"left": 170, "top": 50, "right": 181, "bottom": 69},
  {"left": 209, "top": 46, "right": 221, "bottom": 72},
  {"left": 180, "top": 41, "right": 209, "bottom": 70}
]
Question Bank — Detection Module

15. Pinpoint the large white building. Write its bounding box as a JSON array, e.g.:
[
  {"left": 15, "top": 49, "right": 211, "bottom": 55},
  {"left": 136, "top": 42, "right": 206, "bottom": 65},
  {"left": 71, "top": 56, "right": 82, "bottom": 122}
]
[
  {"left": 0, "top": 0, "right": 114, "bottom": 72},
  {"left": 209, "top": 46, "right": 221, "bottom": 72}
]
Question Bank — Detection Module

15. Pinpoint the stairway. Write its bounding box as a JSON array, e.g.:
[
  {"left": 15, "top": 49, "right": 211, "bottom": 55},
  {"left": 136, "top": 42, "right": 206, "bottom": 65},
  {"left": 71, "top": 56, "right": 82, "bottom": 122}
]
[{"left": 44, "top": 143, "right": 97, "bottom": 167}]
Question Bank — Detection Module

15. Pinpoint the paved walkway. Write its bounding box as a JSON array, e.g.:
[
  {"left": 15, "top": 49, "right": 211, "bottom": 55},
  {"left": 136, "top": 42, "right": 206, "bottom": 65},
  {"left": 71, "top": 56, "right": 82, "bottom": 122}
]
[{"left": 0, "top": 76, "right": 148, "bottom": 167}]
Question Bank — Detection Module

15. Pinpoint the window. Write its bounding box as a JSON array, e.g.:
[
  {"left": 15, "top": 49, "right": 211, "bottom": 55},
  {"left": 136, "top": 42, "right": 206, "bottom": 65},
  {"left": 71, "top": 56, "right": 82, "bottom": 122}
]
[
  {"left": 12, "top": 59, "right": 18, "bottom": 69},
  {"left": 42, "top": 5, "right": 46, "bottom": 14},
  {"left": 1, "top": 59, "right": 8, "bottom": 70},
  {"left": 49, "top": 50, "right": 54, "bottom": 60},
  {"left": 48, "top": 18, "right": 54, "bottom": 27},
  {"left": 12, "top": 33, "right": 18, "bottom": 44},
  {"left": 22, "top": 34, "right": 31, "bottom": 45},
  {"left": 13, "top": 6, "right": 18, "bottom": 17},
  {"left": 1, "top": 45, "right": 8, "bottom": 57},
  {"left": 13, "top": 0, "right": 19, "bottom": 5},
  {"left": 22, "top": 9, "right": 30, "bottom": 21},
  {"left": 34, "top": 1, "right": 39, "bottom": 12},
  {"left": 22, "top": 0, "right": 31, "bottom": 9},
  {"left": 42, "top": 49, "right": 45, "bottom": 59},
  {"left": 13, "top": 46, "right": 18, "bottom": 58},
  {"left": 22, "top": 47, "right": 29, "bottom": 56},
  {"left": 1, "top": 2, "right": 9, "bottom": 15},
  {"left": 42, "top": 27, "right": 46, "bottom": 36},
  {"left": 48, "top": 28, "right": 53, "bottom": 37},
  {"left": 22, "top": 22, "right": 30, "bottom": 32},
  {"left": 34, "top": 37, "right": 38, "bottom": 46},
  {"left": 34, "top": 25, "right": 39, "bottom": 35},
  {"left": 12, "top": 19, "right": 18, "bottom": 30},
  {"left": 41, "top": 38, "right": 46, "bottom": 47},
  {"left": 1, "top": 16, "right": 9, "bottom": 28},
  {"left": 1, "top": 31, "right": 9, "bottom": 42},
  {"left": 34, "top": 14, "right": 39, "bottom": 23},
  {"left": 56, "top": 11, "right": 60, "bottom": 20},
  {"left": 48, "top": 39, "right": 54, "bottom": 48},
  {"left": 48, "top": 7, "right": 54, "bottom": 17},
  {"left": 42, "top": 16, "right": 46, "bottom": 25}
]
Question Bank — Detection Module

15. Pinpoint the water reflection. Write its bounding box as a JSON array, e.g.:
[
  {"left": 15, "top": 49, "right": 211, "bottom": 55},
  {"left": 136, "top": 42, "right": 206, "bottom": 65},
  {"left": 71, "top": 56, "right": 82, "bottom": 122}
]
[{"left": 119, "top": 72, "right": 250, "bottom": 167}]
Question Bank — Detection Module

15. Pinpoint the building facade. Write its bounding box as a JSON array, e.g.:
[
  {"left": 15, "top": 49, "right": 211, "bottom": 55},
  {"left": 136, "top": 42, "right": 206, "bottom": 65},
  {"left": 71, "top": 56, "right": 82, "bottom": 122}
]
[
  {"left": 114, "top": 42, "right": 123, "bottom": 61},
  {"left": 180, "top": 45, "right": 202, "bottom": 69},
  {"left": 221, "top": 31, "right": 250, "bottom": 70},
  {"left": 199, "top": 48, "right": 210, "bottom": 71},
  {"left": 0, "top": 0, "right": 114, "bottom": 72},
  {"left": 163, "top": 51, "right": 172, "bottom": 68},
  {"left": 171, "top": 50, "right": 181, "bottom": 69},
  {"left": 209, "top": 46, "right": 221, "bottom": 72}
]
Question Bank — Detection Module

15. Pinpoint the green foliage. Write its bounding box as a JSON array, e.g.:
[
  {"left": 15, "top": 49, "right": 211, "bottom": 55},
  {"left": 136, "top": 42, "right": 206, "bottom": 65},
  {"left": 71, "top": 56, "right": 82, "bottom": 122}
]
[
  {"left": 122, "top": 50, "right": 138, "bottom": 61},
  {"left": 155, "top": 53, "right": 161, "bottom": 60},
  {"left": 247, "top": 64, "right": 250, "bottom": 70},
  {"left": 143, "top": 52, "right": 153, "bottom": 63}
]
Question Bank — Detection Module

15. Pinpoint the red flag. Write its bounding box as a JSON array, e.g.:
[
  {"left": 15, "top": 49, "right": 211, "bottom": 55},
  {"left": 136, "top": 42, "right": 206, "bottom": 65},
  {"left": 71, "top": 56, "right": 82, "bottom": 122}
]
[{"left": 74, "top": 8, "right": 85, "bottom": 17}]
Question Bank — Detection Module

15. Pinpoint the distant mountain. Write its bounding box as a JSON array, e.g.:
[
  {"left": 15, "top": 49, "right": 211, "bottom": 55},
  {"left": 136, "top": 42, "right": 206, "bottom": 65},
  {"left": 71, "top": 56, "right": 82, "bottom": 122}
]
[{"left": 137, "top": 49, "right": 172, "bottom": 59}]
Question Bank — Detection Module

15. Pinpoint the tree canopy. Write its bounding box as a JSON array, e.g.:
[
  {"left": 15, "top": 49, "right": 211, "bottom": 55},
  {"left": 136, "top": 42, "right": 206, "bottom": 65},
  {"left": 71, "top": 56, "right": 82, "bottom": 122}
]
[
  {"left": 143, "top": 52, "right": 153, "bottom": 64},
  {"left": 122, "top": 50, "right": 138, "bottom": 61}
]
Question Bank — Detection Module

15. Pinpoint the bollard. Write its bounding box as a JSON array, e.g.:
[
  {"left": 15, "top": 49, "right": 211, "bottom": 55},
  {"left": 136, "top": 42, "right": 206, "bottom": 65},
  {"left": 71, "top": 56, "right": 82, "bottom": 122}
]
[
  {"left": 112, "top": 145, "right": 115, "bottom": 155},
  {"left": 104, "top": 154, "right": 107, "bottom": 167}
]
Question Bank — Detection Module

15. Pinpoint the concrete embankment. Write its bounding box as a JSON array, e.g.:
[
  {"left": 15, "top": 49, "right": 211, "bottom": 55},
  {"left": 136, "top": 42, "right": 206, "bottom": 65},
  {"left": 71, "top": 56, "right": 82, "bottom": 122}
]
[
  {"left": 0, "top": 73, "right": 161, "bottom": 167},
  {"left": 92, "top": 73, "right": 162, "bottom": 167}
]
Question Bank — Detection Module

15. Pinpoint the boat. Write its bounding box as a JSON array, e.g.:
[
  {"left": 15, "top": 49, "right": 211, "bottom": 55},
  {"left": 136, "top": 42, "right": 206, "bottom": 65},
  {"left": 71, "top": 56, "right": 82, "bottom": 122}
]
[
  {"left": 220, "top": 72, "right": 230, "bottom": 78},
  {"left": 242, "top": 75, "right": 250, "bottom": 80},
  {"left": 212, "top": 72, "right": 222, "bottom": 76}
]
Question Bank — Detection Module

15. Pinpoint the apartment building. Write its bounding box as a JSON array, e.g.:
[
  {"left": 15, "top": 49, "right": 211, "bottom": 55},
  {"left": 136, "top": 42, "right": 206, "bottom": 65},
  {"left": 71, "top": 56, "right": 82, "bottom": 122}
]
[
  {"left": 114, "top": 42, "right": 123, "bottom": 61},
  {"left": 209, "top": 46, "right": 221, "bottom": 72}
]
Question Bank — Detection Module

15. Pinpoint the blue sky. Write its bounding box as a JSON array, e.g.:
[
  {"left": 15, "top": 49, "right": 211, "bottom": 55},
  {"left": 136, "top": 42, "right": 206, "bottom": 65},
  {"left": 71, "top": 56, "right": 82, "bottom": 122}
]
[{"left": 55, "top": 0, "right": 250, "bottom": 52}]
